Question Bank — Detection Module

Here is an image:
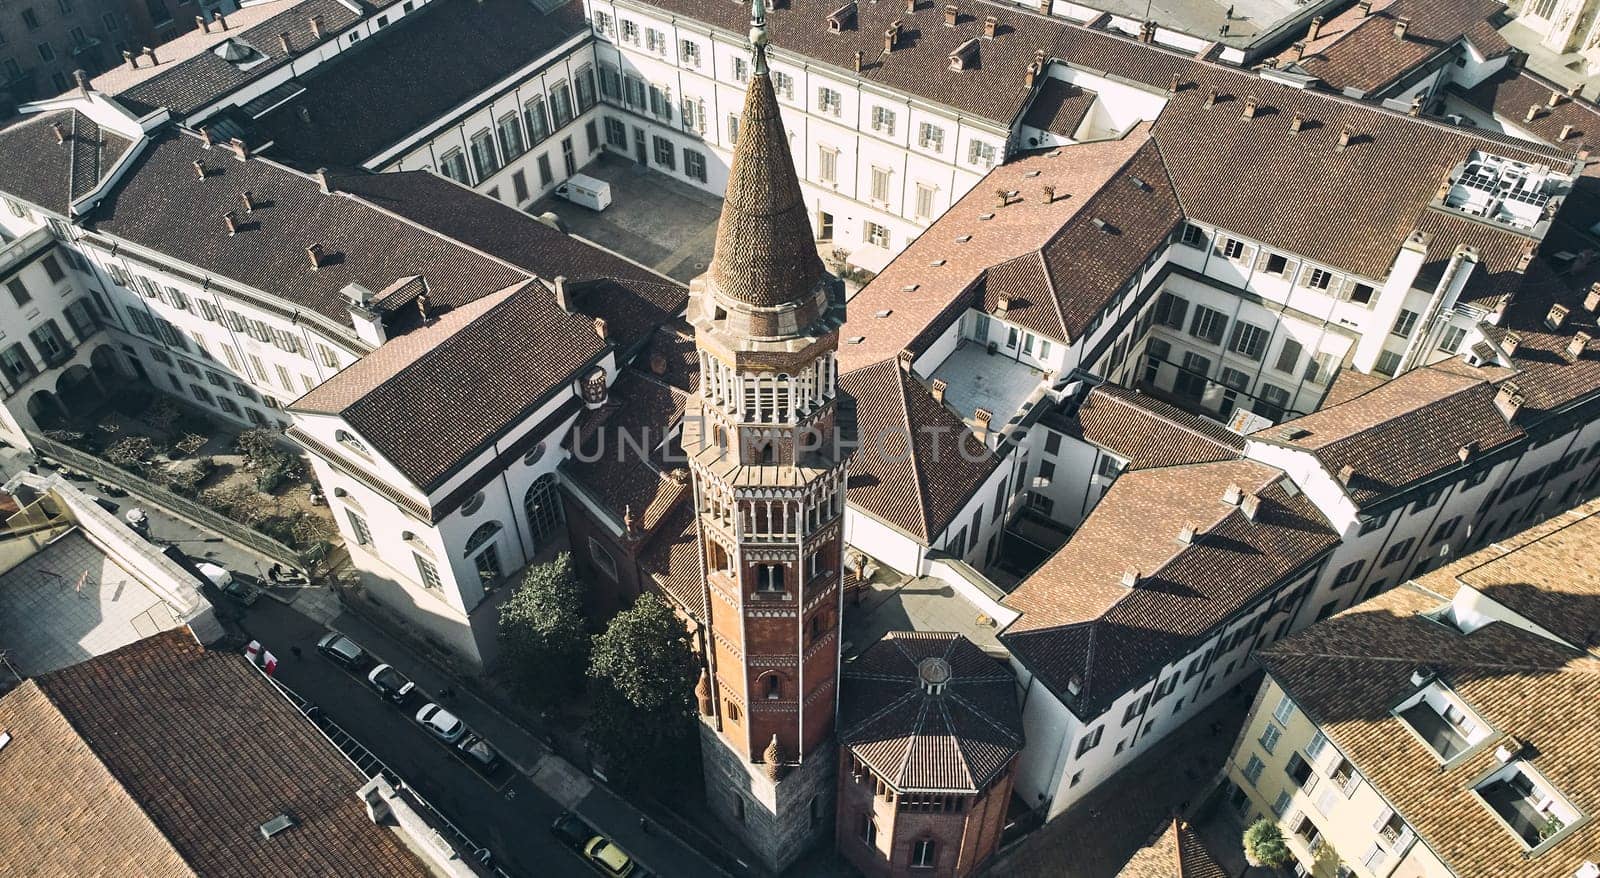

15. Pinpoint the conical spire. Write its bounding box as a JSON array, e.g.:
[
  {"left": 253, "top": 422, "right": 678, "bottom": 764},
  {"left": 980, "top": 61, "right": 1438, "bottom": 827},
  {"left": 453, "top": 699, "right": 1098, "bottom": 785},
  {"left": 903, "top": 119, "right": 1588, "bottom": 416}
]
[{"left": 706, "top": 0, "right": 826, "bottom": 311}]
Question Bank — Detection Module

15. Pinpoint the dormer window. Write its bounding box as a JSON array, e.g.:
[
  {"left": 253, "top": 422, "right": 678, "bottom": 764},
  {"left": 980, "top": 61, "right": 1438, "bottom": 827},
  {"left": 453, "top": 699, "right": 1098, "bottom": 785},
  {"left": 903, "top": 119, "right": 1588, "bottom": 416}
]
[
  {"left": 581, "top": 366, "right": 608, "bottom": 404},
  {"left": 1474, "top": 761, "right": 1580, "bottom": 849},
  {"left": 335, "top": 429, "right": 370, "bottom": 458},
  {"left": 1394, "top": 681, "right": 1490, "bottom": 761}
]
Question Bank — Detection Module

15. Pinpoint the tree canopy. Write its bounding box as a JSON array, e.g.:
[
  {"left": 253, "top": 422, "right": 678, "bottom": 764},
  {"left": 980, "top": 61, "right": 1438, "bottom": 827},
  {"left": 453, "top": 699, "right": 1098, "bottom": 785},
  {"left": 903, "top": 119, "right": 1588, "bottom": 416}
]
[
  {"left": 497, "top": 553, "right": 589, "bottom": 706},
  {"left": 584, "top": 593, "right": 700, "bottom": 791}
]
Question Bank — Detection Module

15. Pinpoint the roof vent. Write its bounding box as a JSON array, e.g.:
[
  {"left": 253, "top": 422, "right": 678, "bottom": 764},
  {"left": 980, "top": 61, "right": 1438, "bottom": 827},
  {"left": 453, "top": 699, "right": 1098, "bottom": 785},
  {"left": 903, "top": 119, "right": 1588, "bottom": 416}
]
[
  {"left": 875, "top": 309, "right": 892, "bottom": 317},
  {"left": 1278, "top": 425, "right": 1309, "bottom": 441},
  {"left": 1393, "top": 17, "right": 1409, "bottom": 40},
  {"left": 826, "top": 1, "right": 856, "bottom": 33},
  {"left": 918, "top": 656, "right": 952, "bottom": 694},
  {"left": 1567, "top": 331, "right": 1591, "bottom": 362},
  {"left": 0, "top": 730, "right": 10, "bottom": 752},
  {"left": 1176, "top": 524, "right": 1196, "bottom": 545},
  {"left": 1119, "top": 568, "right": 1140, "bottom": 588},
  {"left": 1573, "top": 861, "right": 1599, "bottom": 878},
  {"left": 259, "top": 813, "right": 298, "bottom": 839},
  {"left": 1221, "top": 483, "right": 1243, "bottom": 505},
  {"left": 1337, "top": 464, "right": 1356, "bottom": 485},
  {"left": 1546, "top": 303, "right": 1569, "bottom": 329},
  {"left": 948, "top": 38, "right": 979, "bottom": 71}
]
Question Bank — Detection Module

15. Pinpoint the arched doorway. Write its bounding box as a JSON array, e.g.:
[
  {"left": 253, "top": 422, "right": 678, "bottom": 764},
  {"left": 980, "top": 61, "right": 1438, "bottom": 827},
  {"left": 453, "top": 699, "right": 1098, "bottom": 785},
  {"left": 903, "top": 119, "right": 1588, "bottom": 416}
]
[
  {"left": 463, "top": 521, "right": 505, "bottom": 586},
  {"left": 523, "top": 474, "right": 564, "bottom": 552},
  {"left": 55, "top": 364, "right": 102, "bottom": 415},
  {"left": 26, "top": 389, "right": 66, "bottom": 429},
  {"left": 89, "top": 345, "right": 123, "bottom": 386}
]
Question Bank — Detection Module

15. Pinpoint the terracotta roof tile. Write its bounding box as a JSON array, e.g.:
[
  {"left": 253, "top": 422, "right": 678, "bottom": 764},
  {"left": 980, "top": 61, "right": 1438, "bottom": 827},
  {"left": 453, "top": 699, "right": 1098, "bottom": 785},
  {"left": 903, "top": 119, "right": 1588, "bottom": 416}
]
[
  {"left": 32, "top": 630, "right": 431, "bottom": 877},
  {"left": 1021, "top": 78, "right": 1097, "bottom": 137},
  {"left": 1116, "top": 818, "right": 1229, "bottom": 878},
  {"left": 1059, "top": 383, "right": 1244, "bottom": 470},
  {"left": 1257, "top": 498, "right": 1600, "bottom": 878},
  {"left": 0, "top": 110, "right": 135, "bottom": 216},
  {"left": 1454, "top": 67, "right": 1600, "bottom": 150},
  {"left": 1285, "top": 0, "right": 1509, "bottom": 96},
  {"left": 840, "top": 632, "right": 1022, "bottom": 794}
]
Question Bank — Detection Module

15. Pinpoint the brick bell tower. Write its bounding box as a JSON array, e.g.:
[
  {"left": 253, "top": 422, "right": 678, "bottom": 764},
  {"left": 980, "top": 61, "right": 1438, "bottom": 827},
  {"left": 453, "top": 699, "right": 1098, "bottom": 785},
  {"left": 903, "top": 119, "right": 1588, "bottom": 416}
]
[{"left": 682, "top": 0, "right": 852, "bottom": 869}]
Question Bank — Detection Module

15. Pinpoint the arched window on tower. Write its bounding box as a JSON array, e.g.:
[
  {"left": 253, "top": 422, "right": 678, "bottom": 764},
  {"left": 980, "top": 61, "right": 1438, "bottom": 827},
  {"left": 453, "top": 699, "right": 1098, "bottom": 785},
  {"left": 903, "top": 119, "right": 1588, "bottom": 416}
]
[{"left": 761, "top": 671, "right": 782, "bottom": 700}]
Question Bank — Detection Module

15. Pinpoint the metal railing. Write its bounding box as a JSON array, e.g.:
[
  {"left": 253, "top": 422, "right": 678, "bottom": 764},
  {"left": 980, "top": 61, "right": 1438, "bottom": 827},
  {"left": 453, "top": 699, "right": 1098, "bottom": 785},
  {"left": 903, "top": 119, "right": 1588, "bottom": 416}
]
[{"left": 25, "top": 431, "right": 307, "bottom": 566}]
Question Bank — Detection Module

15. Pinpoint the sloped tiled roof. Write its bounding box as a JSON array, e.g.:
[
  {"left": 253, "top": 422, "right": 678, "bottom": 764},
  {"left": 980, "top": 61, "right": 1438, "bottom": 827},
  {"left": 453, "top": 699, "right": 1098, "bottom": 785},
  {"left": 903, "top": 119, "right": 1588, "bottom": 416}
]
[
  {"left": 1021, "top": 77, "right": 1097, "bottom": 137},
  {"left": 839, "top": 359, "right": 1001, "bottom": 543},
  {"left": 707, "top": 57, "right": 827, "bottom": 309},
  {"left": 1453, "top": 67, "right": 1600, "bottom": 150},
  {"left": 295, "top": 280, "right": 606, "bottom": 490},
  {"left": 638, "top": 497, "right": 706, "bottom": 622},
  {"left": 1115, "top": 818, "right": 1230, "bottom": 878},
  {"left": 1060, "top": 383, "right": 1244, "bottom": 470},
  {"left": 1412, "top": 207, "right": 1539, "bottom": 312},
  {"left": 255, "top": 0, "right": 590, "bottom": 168},
  {"left": 1286, "top": 0, "right": 1510, "bottom": 96},
  {"left": 0, "top": 110, "right": 134, "bottom": 215},
  {"left": 31, "top": 630, "right": 431, "bottom": 877},
  {"left": 1253, "top": 365, "right": 1525, "bottom": 509},
  {"left": 981, "top": 137, "right": 1184, "bottom": 345},
  {"left": 1003, "top": 460, "right": 1337, "bottom": 714},
  {"left": 109, "top": 0, "right": 362, "bottom": 117},
  {"left": 563, "top": 369, "right": 692, "bottom": 535},
  {"left": 840, "top": 632, "right": 1022, "bottom": 794},
  {"left": 1258, "top": 498, "right": 1600, "bottom": 878},
  {"left": 0, "top": 682, "right": 192, "bottom": 877}
]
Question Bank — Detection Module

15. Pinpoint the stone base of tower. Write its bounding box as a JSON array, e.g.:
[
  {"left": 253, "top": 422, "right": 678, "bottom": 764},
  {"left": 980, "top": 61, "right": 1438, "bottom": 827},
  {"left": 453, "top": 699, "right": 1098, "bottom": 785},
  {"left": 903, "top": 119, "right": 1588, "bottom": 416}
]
[{"left": 699, "top": 722, "right": 836, "bottom": 874}]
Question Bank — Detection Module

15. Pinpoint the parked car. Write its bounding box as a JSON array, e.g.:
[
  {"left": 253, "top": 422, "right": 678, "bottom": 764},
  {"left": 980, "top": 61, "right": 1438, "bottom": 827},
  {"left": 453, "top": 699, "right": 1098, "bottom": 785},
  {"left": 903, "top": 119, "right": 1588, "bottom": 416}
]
[
  {"left": 217, "top": 577, "right": 262, "bottom": 607},
  {"left": 456, "top": 733, "right": 501, "bottom": 772},
  {"left": 415, "top": 703, "right": 466, "bottom": 743},
  {"left": 366, "top": 664, "right": 414, "bottom": 703},
  {"left": 316, "top": 632, "right": 367, "bottom": 669},
  {"left": 582, "top": 836, "right": 636, "bottom": 876},
  {"left": 551, "top": 811, "right": 597, "bottom": 850}
]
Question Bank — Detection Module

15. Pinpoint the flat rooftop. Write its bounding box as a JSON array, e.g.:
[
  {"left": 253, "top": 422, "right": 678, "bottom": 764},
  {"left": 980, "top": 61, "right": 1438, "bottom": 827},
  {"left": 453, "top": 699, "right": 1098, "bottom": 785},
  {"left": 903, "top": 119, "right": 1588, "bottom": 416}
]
[
  {"left": 843, "top": 573, "right": 1006, "bottom": 659},
  {"left": 928, "top": 342, "right": 1047, "bottom": 432},
  {"left": 0, "top": 530, "right": 181, "bottom": 677},
  {"left": 1070, "top": 0, "right": 1336, "bottom": 52}
]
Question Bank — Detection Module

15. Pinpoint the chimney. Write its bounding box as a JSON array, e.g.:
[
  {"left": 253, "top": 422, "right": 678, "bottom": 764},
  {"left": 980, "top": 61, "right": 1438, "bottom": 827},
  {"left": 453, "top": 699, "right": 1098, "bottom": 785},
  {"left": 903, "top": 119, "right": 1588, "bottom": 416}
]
[
  {"left": 984, "top": 15, "right": 997, "bottom": 38},
  {"left": 1570, "top": 82, "right": 1586, "bottom": 99},
  {"left": 1393, "top": 17, "right": 1409, "bottom": 40},
  {"left": 1548, "top": 90, "right": 1562, "bottom": 108},
  {"left": 144, "top": 46, "right": 158, "bottom": 66},
  {"left": 695, "top": 670, "right": 713, "bottom": 717},
  {"left": 884, "top": 26, "right": 897, "bottom": 54},
  {"left": 1525, "top": 103, "right": 1540, "bottom": 123},
  {"left": 1168, "top": 72, "right": 1181, "bottom": 93},
  {"left": 949, "top": 39, "right": 979, "bottom": 71},
  {"left": 1177, "top": 524, "right": 1196, "bottom": 545},
  {"left": 1336, "top": 126, "right": 1353, "bottom": 151},
  {"left": 594, "top": 316, "right": 610, "bottom": 340},
  {"left": 1585, "top": 282, "right": 1600, "bottom": 312},
  {"left": 1306, "top": 16, "right": 1323, "bottom": 41},
  {"left": 310, "top": 15, "right": 324, "bottom": 40},
  {"left": 1205, "top": 88, "right": 1219, "bottom": 108},
  {"left": 1547, "top": 303, "right": 1570, "bottom": 329},
  {"left": 931, "top": 378, "right": 948, "bottom": 404},
  {"left": 306, "top": 243, "right": 326, "bottom": 269},
  {"left": 196, "top": 14, "right": 208, "bottom": 33},
  {"left": 124, "top": 49, "right": 139, "bottom": 69},
  {"left": 218, "top": 12, "right": 229, "bottom": 31},
  {"left": 1241, "top": 96, "right": 1258, "bottom": 119},
  {"left": 72, "top": 69, "right": 90, "bottom": 97},
  {"left": 649, "top": 352, "right": 668, "bottom": 375},
  {"left": 1138, "top": 20, "right": 1155, "bottom": 43},
  {"left": 905, "top": 0, "right": 915, "bottom": 11},
  {"left": 1409, "top": 94, "right": 1423, "bottom": 117},
  {"left": 279, "top": 32, "right": 293, "bottom": 55},
  {"left": 199, "top": 127, "right": 214, "bottom": 149},
  {"left": 854, "top": 51, "right": 864, "bottom": 72},
  {"left": 1458, "top": 441, "right": 1477, "bottom": 463},
  {"left": 417, "top": 292, "right": 432, "bottom": 325},
  {"left": 1337, "top": 465, "right": 1356, "bottom": 485},
  {"left": 240, "top": 190, "right": 257, "bottom": 213},
  {"left": 973, "top": 407, "right": 993, "bottom": 442},
  {"left": 1493, "top": 382, "right": 1523, "bottom": 422},
  {"left": 1289, "top": 112, "right": 1305, "bottom": 135},
  {"left": 897, "top": 348, "right": 915, "bottom": 372},
  {"left": 315, "top": 168, "right": 332, "bottom": 195},
  {"left": 1560, "top": 123, "right": 1574, "bottom": 141},
  {"left": 50, "top": 121, "right": 65, "bottom": 145},
  {"left": 193, "top": 160, "right": 207, "bottom": 180},
  {"left": 1038, "top": 0, "right": 1049, "bottom": 12},
  {"left": 1222, "top": 483, "right": 1243, "bottom": 505},
  {"left": 1240, "top": 493, "right": 1261, "bottom": 521},
  {"left": 297, "top": 106, "right": 312, "bottom": 125},
  {"left": 995, "top": 293, "right": 1012, "bottom": 315},
  {"left": 1356, "top": 0, "right": 1372, "bottom": 15},
  {"left": 228, "top": 137, "right": 248, "bottom": 161},
  {"left": 1287, "top": 41, "right": 1305, "bottom": 63},
  {"left": 623, "top": 505, "right": 640, "bottom": 541},
  {"left": 553, "top": 275, "right": 575, "bottom": 312},
  {"left": 222, "top": 210, "right": 239, "bottom": 236},
  {"left": 1568, "top": 331, "right": 1592, "bottom": 361},
  {"left": 1516, "top": 246, "right": 1535, "bottom": 273},
  {"left": 1042, "top": 183, "right": 1056, "bottom": 203},
  {"left": 1502, "top": 331, "right": 1521, "bottom": 357},
  {"left": 944, "top": 5, "right": 958, "bottom": 27}
]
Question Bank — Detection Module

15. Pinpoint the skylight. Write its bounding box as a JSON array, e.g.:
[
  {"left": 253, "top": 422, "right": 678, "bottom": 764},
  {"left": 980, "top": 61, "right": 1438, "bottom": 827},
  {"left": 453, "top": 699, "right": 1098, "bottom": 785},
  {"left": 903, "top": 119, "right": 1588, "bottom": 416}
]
[
  {"left": 1393, "top": 680, "right": 1490, "bottom": 761},
  {"left": 1474, "top": 761, "right": 1580, "bottom": 849}
]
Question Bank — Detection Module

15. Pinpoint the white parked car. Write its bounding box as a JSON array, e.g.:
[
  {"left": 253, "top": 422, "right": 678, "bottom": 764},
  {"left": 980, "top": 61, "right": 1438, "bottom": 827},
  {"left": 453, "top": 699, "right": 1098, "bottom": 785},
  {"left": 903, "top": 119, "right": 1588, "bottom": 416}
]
[{"left": 415, "top": 703, "right": 465, "bottom": 743}]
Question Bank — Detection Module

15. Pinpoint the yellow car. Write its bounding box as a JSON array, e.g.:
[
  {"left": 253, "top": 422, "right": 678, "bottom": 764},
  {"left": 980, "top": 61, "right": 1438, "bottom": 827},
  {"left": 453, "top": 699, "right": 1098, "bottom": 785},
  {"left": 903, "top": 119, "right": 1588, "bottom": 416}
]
[{"left": 582, "top": 835, "right": 635, "bottom": 876}]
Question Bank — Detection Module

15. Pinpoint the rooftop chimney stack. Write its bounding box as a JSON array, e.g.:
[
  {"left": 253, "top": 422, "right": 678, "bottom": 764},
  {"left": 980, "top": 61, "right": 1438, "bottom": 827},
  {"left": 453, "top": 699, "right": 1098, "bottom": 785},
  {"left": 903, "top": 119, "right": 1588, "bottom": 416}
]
[
  {"left": 1289, "top": 112, "right": 1305, "bottom": 135},
  {"left": 884, "top": 25, "right": 898, "bottom": 53},
  {"left": 50, "top": 122, "right": 65, "bottom": 145},
  {"left": 417, "top": 292, "right": 432, "bottom": 325},
  {"left": 73, "top": 69, "right": 90, "bottom": 96},
  {"left": 1568, "top": 332, "right": 1592, "bottom": 361},
  {"left": 1241, "top": 493, "right": 1261, "bottom": 521},
  {"left": 199, "top": 127, "right": 214, "bottom": 149},
  {"left": 228, "top": 137, "right": 248, "bottom": 161},
  {"left": 223, "top": 211, "right": 239, "bottom": 236},
  {"left": 218, "top": 12, "right": 229, "bottom": 30},
  {"left": 1177, "top": 524, "right": 1196, "bottom": 545},
  {"left": 1222, "top": 483, "right": 1243, "bottom": 505},
  {"left": 1139, "top": 20, "right": 1155, "bottom": 43},
  {"left": 196, "top": 14, "right": 208, "bottom": 32},
  {"left": 1560, "top": 123, "right": 1575, "bottom": 141},
  {"left": 1241, "top": 96, "right": 1258, "bottom": 119},
  {"left": 144, "top": 46, "right": 158, "bottom": 66},
  {"left": 1547, "top": 303, "right": 1570, "bottom": 329},
  {"left": 1287, "top": 41, "right": 1306, "bottom": 62},
  {"left": 984, "top": 14, "right": 998, "bottom": 38},
  {"left": 1038, "top": 0, "right": 1049, "bottom": 12},
  {"left": 1585, "top": 282, "right": 1600, "bottom": 312},
  {"left": 315, "top": 168, "right": 332, "bottom": 195},
  {"left": 931, "top": 378, "right": 948, "bottom": 404},
  {"left": 854, "top": 50, "right": 864, "bottom": 72},
  {"left": 1120, "top": 568, "right": 1140, "bottom": 588},
  {"left": 124, "top": 50, "right": 139, "bottom": 69},
  {"left": 944, "top": 4, "right": 958, "bottom": 27},
  {"left": 1516, "top": 246, "right": 1535, "bottom": 273},
  {"left": 1409, "top": 94, "right": 1423, "bottom": 116},
  {"left": 905, "top": 0, "right": 915, "bottom": 12},
  {"left": 1548, "top": 90, "right": 1563, "bottom": 108},
  {"left": 1169, "top": 72, "right": 1181, "bottom": 93},
  {"left": 1042, "top": 183, "right": 1056, "bottom": 202},
  {"left": 1526, "top": 103, "right": 1541, "bottom": 123},
  {"left": 594, "top": 316, "right": 610, "bottom": 340},
  {"left": 1356, "top": 0, "right": 1372, "bottom": 15},
  {"left": 193, "top": 160, "right": 207, "bottom": 180},
  {"left": 1570, "top": 82, "right": 1586, "bottom": 99},
  {"left": 1205, "top": 88, "right": 1218, "bottom": 108},
  {"left": 310, "top": 15, "right": 324, "bottom": 40},
  {"left": 1393, "top": 17, "right": 1409, "bottom": 39},
  {"left": 306, "top": 243, "right": 327, "bottom": 269},
  {"left": 1494, "top": 382, "right": 1524, "bottom": 422},
  {"left": 1458, "top": 441, "right": 1477, "bottom": 463},
  {"left": 279, "top": 32, "right": 293, "bottom": 54},
  {"left": 1306, "top": 16, "right": 1323, "bottom": 41},
  {"left": 240, "top": 190, "right": 256, "bottom": 213},
  {"left": 1338, "top": 464, "right": 1356, "bottom": 485},
  {"left": 973, "top": 407, "right": 993, "bottom": 443},
  {"left": 1503, "top": 331, "right": 1521, "bottom": 357},
  {"left": 553, "top": 275, "right": 575, "bottom": 312},
  {"left": 1336, "top": 126, "right": 1353, "bottom": 151}
]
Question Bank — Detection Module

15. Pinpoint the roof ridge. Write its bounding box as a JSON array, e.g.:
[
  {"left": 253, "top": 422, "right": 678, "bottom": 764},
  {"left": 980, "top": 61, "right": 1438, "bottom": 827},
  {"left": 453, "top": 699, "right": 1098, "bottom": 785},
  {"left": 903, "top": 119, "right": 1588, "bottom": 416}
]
[
  {"left": 937, "top": 697, "right": 977, "bottom": 791},
  {"left": 65, "top": 112, "right": 79, "bottom": 217},
  {"left": 1097, "top": 385, "right": 1238, "bottom": 450},
  {"left": 894, "top": 363, "right": 935, "bottom": 540},
  {"left": 894, "top": 696, "right": 934, "bottom": 785},
  {"left": 944, "top": 688, "right": 1024, "bottom": 748}
]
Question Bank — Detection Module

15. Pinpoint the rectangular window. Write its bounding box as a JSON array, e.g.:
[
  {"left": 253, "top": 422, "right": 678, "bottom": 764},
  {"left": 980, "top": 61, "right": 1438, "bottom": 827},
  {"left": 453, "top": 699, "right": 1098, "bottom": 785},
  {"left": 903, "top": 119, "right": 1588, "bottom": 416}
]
[
  {"left": 551, "top": 82, "right": 575, "bottom": 128},
  {"left": 1391, "top": 309, "right": 1420, "bottom": 338},
  {"left": 772, "top": 71, "right": 793, "bottom": 99},
  {"left": 914, "top": 183, "right": 935, "bottom": 220},
  {"left": 1332, "top": 560, "right": 1364, "bottom": 588},
  {"left": 40, "top": 253, "right": 64, "bottom": 283},
  {"left": 678, "top": 39, "right": 700, "bottom": 67},
  {"left": 415, "top": 554, "right": 442, "bottom": 590},
  {"left": 1348, "top": 282, "right": 1376, "bottom": 305},
  {"left": 1375, "top": 349, "right": 1403, "bottom": 377},
  {"left": 870, "top": 106, "right": 896, "bottom": 136},
  {"left": 870, "top": 166, "right": 891, "bottom": 203},
  {"left": 1, "top": 343, "right": 37, "bottom": 386},
  {"left": 1275, "top": 337, "right": 1302, "bottom": 374},
  {"left": 818, "top": 146, "right": 837, "bottom": 185},
  {"left": 685, "top": 149, "right": 707, "bottom": 183},
  {"left": 864, "top": 221, "right": 889, "bottom": 249},
  {"left": 911, "top": 839, "right": 935, "bottom": 868},
  {"left": 1257, "top": 383, "right": 1291, "bottom": 420},
  {"left": 496, "top": 113, "right": 526, "bottom": 160},
  {"left": 1243, "top": 755, "right": 1265, "bottom": 784},
  {"left": 524, "top": 96, "right": 550, "bottom": 144},
  {"left": 346, "top": 510, "right": 373, "bottom": 546},
  {"left": 1229, "top": 322, "right": 1268, "bottom": 360},
  {"left": 1273, "top": 695, "right": 1294, "bottom": 724},
  {"left": 1154, "top": 292, "right": 1188, "bottom": 329},
  {"left": 652, "top": 136, "right": 676, "bottom": 170},
  {"left": 1438, "top": 325, "right": 1467, "bottom": 353},
  {"left": 1188, "top": 305, "right": 1228, "bottom": 345},
  {"left": 28, "top": 320, "right": 69, "bottom": 365},
  {"left": 1179, "top": 223, "right": 1206, "bottom": 248},
  {"left": 817, "top": 86, "right": 841, "bottom": 116},
  {"left": 604, "top": 117, "right": 627, "bottom": 149},
  {"left": 1431, "top": 516, "right": 1461, "bottom": 545},
  {"left": 1381, "top": 538, "right": 1415, "bottom": 567},
  {"left": 918, "top": 122, "right": 944, "bottom": 151},
  {"left": 733, "top": 56, "right": 748, "bottom": 83},
  {"left": 439, "top": 149, "right": 469, "bottom": 184},
  {"left": 6, "top": 277, "right": 29, "bottom": 306},
  {"left": 1264, "top": 253, "right": 1289, "bottom": 275},
  {"left": 1221, "top": 237, "right": 1246, "bottom": 260}
]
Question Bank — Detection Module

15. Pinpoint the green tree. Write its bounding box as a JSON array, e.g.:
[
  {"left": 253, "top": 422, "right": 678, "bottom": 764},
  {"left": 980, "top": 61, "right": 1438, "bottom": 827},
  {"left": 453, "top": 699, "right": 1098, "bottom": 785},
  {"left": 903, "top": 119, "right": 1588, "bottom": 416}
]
[
  {"left": 584, "top": 593, "right": 699, "bottom": 791},
  {"left": 1243, "top": 818, "right": 1292, "bottom": 869},
  {"left": 497, "top": 553, "right": 590, "bottom": 706}
]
